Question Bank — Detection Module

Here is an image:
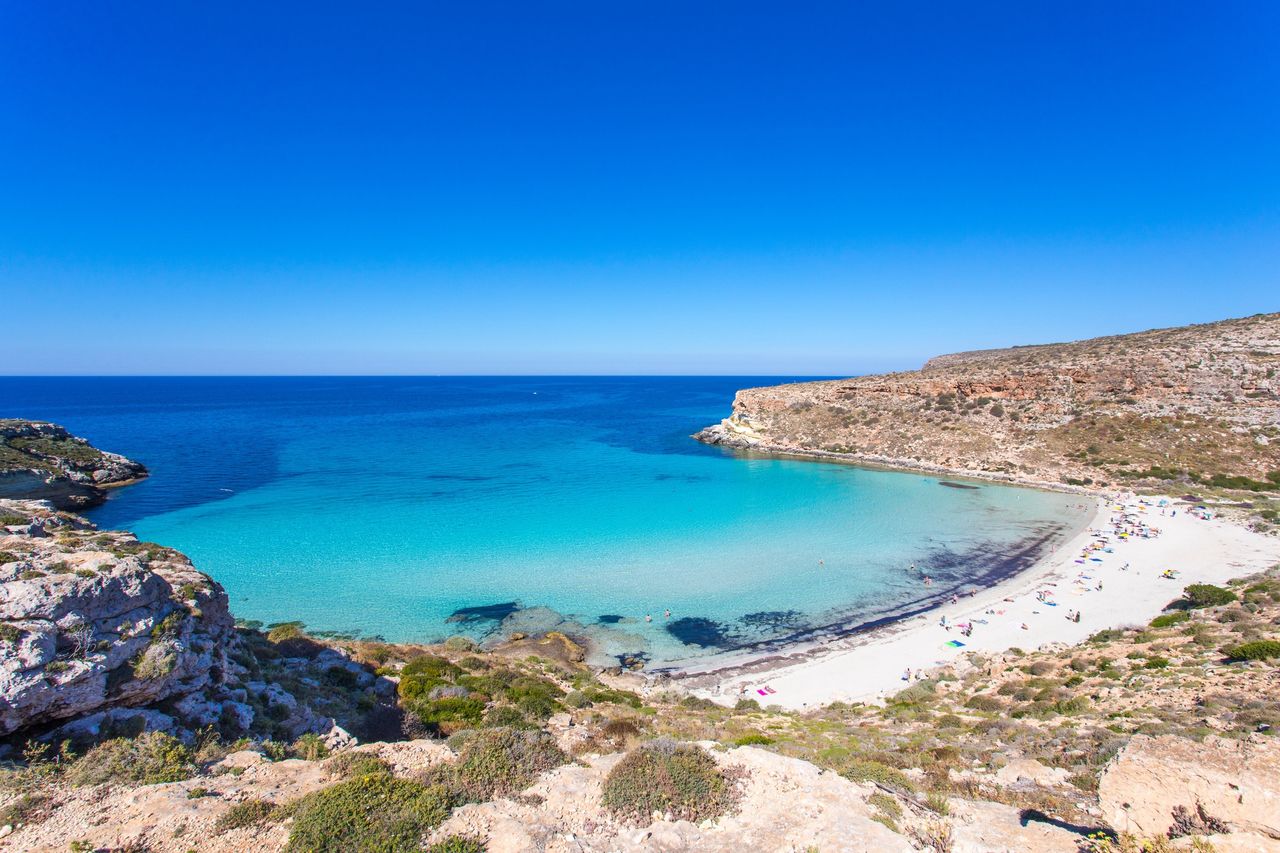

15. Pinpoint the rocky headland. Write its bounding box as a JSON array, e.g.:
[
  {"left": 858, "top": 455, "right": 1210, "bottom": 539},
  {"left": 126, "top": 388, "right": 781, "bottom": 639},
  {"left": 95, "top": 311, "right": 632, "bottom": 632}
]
[
  {"left": 697, "top": 312, "right": 1280, "bottom": 503},
  {"left": 0, "top": 421, "right": 148, "bottom": 511}
]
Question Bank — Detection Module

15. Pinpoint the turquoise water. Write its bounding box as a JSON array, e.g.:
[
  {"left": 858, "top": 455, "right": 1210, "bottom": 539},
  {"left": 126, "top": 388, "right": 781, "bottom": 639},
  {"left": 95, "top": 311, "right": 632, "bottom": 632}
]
[{"left": 0, "top": 377, "right": 1089, "bottom": 666}]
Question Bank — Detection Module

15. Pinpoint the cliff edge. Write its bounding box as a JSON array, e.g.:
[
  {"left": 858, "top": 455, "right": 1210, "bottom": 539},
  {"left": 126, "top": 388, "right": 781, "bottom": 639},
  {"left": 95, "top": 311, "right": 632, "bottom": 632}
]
[
  {"left": 698, "top": 312, "right": 1280, "bottom": 493},
  {"left": 0, "top": 420, "right": 148, "bottom": 510}
]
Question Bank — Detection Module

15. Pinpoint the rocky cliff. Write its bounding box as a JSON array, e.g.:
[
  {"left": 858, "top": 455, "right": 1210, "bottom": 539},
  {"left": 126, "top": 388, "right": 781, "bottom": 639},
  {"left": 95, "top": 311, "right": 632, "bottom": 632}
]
[
  {"left": 698, "top": 312, "right": 1280, "bottom": 491},
  {"left": 0, "top": 499, "right": 376, "bottom": 749},
  {"left": 0, "top": 421, "right": 147, "bottom": 510}
]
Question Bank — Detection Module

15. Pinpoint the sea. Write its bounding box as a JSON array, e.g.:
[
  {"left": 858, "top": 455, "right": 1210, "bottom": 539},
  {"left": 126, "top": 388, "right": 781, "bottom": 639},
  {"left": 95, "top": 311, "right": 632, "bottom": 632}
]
[{"left": 0, "top": 377, "right": 1090, "bottom": 667}]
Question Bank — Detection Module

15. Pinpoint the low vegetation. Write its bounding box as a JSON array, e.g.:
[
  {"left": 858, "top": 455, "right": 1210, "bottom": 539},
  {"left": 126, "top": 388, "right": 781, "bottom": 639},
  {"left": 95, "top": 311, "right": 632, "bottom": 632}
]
[
  {"left": 67, "top": 732, "right": 196, "bottom": 787},
  {"left": 600, "top": 739, "right": 736, "bottom": 824},
  {"left": 285, "top": 771, "right": 455, "bottom": 852}
]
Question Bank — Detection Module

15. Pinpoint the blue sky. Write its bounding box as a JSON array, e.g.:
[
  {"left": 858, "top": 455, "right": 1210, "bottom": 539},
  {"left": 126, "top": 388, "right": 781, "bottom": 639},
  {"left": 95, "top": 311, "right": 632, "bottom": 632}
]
[{"left": 2, "top": 2, "right": 1277, "bottom": 375}]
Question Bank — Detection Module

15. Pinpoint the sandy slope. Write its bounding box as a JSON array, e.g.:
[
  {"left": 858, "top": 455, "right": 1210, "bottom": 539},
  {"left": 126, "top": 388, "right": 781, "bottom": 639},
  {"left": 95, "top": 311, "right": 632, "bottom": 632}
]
[{"left": 689, "top": 495, "right": 1280, "bottom": 710}]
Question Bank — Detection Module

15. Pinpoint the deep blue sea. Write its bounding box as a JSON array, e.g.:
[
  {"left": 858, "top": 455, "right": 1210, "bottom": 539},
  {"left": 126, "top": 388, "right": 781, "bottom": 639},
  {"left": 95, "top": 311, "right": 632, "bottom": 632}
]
[{"left": 0, "top": 377, "right": 1088, "bottom": 666}]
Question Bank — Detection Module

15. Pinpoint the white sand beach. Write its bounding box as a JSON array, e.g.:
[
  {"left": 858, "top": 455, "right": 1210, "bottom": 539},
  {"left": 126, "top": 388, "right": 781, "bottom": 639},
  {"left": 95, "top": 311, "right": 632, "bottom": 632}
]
[{"left": 687, "top": 495, "right": 1280, "bottom": 710}]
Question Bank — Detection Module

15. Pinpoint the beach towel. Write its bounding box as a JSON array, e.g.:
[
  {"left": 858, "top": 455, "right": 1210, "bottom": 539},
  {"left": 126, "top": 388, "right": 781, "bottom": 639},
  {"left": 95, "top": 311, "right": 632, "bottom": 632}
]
[{"left": 943, "top": 640, "right": 966, "bottom": 648}]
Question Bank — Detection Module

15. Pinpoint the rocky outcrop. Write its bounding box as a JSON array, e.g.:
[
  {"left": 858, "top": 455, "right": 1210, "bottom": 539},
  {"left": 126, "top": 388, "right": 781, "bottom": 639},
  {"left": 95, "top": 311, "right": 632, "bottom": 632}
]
[
  {"left": 0, "top": 420, "right": 147, "bottom": 510},
  {"left": 435, "top": 744, "right": 917, "bottom": 853},
  {"left": 0, "top": 500, "right": 234, "bottom": 737},
  {"left": 697, "top": 312, "right": 1280, "bottom": 489},
  {"left": 0, "top": 499, "right": 379, "bottom": 749},
  {"left": 1098, "top": 734, "right": 1280, "bottom": 840}
]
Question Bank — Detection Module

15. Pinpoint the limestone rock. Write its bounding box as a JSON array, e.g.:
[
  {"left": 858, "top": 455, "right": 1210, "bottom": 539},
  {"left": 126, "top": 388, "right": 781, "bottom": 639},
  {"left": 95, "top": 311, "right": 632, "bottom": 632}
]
[
  {"left": 0, "top": 420, "right": 147, "bottom": 510},
  {"left": 1098, "top": 734, "right": 1280, "bottom": 839},
  {"left": 696, "top": 312, "right": 1280, "bottom": 488},
  {"left": 0, "top": 500, "right": 236, "bottom": 736},
  {"left": 948, "top": 799, "right": 1084, "bottom": 852}
]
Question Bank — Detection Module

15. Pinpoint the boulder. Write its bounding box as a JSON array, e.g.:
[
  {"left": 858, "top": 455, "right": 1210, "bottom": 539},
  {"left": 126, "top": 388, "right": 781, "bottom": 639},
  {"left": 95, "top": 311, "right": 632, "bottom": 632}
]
[{"left": 1098, "top": 734, "right": 1280, "bottom": 839}]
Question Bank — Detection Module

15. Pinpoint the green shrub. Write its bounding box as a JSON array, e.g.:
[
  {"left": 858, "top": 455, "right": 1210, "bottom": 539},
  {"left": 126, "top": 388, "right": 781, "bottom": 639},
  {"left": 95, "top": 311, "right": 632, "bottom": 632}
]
[
  {"left": 133, "top": 641, "right": 178, "bottom": 680},
  {"left": 215, "top": 799, "right": 279, "bottom": 833},
  {"left": 1225, "top": 640, "right": 1280, "bottom": 661},
  {"left": 409, "top": 696, "right": 487, "bottom": 735},
  {"left": 1143, "top": 657, "right": 1171, "bottom": 669},
  {"left": 839, "top": 758, "right": 916, "bottom": 792},
  {"left": 732, "top": 733, "right": 773, "bottom": 746},
  {"left": 600, "top": 740, "right": 735, "bottom": 825},
  {"left": 398, "top": 655, "right": 465, "bottom": 701},
  {"left": 292, "top": 733, "right": 331, "bottom": 761},
  {"left": 325, "top": 752, "right": 392, "bottom": 780},
  {"left": 267, "top": 622, "right": 306, "bottom": 643},
  {"left": 964, "top": 694, "right": 1003, "bottom": 712},
  {"left": 70, "top": 732, "right": 195, "bottom": 786},
  {"left": 285, "top": 773, "right": 455, "bottom": 852},
  {"left": 733, "top": 698, "right": 760, "bottom": 711},
  {"left": 563, "top": 690, "right": 592, "bottom": 709},
  {"left": 1182, "top": 584, "right": 1237, "bottom": 609},
  {"left": 449, "top": 727, "right": 567, "bottom": 801},
  {"left": 481, "top": 704, "right": 532, "bottom": 729},
  {"left": 427, "top": 837, "right": 486, "bottom": 853},
  {"left": 0, "top": 624, "right": 22, "bottom": 644},
  {"left": 868, "top": 791, "right": 902, "bottom": 820},
  {"left": 1052, "top": 696, "right": 1090, "bottom": 715},
  {"left": 1150, "top": 612, "right": 1189, "bottom": 628}
]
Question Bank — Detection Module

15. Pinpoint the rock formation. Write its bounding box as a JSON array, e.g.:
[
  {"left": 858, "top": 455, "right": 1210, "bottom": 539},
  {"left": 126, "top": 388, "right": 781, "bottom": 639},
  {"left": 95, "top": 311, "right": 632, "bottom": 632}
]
[
  {"left": 0, "top": 500, "right": 369, "bottom": 748},
  {"left": 0, "top": 420, "right": 147, "bottom": 510},
  {"left": 1098, "top": 734, "right": 1280, "bottom": 841},
  {"left": 697, "top": 312, "right": 1280, "bottom": 490}
]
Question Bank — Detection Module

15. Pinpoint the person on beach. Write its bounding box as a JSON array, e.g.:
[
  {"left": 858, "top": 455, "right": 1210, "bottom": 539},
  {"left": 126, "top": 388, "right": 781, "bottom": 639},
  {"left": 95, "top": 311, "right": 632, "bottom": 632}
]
[
  {"left": 663, "top": 609, "right": 671, "bottom": 619},
  {"left": 903, "top": 668, "right": 911, "bottom": 681},
  {"left": 1074, "top": 611, "right": 1082, "bottom": 623},
  {"left": 923, "top": 576, "right": 933, "bottom": 586},
  {"left": 644, "top": 614, "right": 652, "bottom": 623}
]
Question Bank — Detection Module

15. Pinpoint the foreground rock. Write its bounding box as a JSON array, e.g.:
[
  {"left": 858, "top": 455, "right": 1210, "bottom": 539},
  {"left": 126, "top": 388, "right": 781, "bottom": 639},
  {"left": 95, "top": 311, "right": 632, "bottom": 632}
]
[
  {"left": 697, "top": 312, "right": 1280, "bottom": 491},
  {"left": 0, "top": 500, "right": 380, "bottom": 749},
  {"left": 434, "top": 745, "right": 915, "bottom": 853},
  {"left": 0, "top": 421, "right": 147, "bottom": 510},
  {"left": 1098, "top": 734, "right": 1280, "bottom": 840}
]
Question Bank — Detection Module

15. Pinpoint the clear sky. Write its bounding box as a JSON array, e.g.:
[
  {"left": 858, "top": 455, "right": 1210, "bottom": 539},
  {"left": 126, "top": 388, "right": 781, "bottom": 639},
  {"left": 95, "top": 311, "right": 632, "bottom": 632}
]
[{"left": 2, "top": 2, "right": 1277, "bottom": 375}]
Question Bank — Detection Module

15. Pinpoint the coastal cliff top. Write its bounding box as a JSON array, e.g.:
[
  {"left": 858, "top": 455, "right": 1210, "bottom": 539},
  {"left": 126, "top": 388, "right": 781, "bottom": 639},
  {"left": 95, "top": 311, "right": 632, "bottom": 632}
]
[
  {"left": 0, "top": 420, "right": 147, "bottom": 510},
  {"left": 700, "top": 312, "right": 1280, "bottom": 512},
  {"left": 0, "top": 419, "right": 147, "bottom": 485}
]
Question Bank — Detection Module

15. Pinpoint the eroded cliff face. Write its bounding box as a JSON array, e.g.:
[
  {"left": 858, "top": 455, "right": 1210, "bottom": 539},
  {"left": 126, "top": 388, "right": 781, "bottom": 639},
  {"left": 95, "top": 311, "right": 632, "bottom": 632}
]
[
  {"left": 0, "top": 420, "right": 148, "bottom": 510},
  {"left": 698, "top": 312, "right": 1280, "bottom": 488},
  {"left": 0, "top": 501, "right": 235, "bottom": 737}
]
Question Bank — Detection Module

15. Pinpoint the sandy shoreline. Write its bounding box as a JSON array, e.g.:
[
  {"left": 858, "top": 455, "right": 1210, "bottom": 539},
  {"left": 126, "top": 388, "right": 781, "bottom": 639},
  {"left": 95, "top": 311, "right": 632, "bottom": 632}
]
[{"left": 668, "top": 494, "right": 1280, "bottom": 710}]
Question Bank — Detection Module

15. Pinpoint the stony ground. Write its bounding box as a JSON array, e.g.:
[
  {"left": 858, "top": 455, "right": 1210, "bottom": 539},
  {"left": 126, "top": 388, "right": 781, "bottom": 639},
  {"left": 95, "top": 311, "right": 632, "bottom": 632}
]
[{"left": 3, "top": 568, "right": 1277, "bottom": 851}]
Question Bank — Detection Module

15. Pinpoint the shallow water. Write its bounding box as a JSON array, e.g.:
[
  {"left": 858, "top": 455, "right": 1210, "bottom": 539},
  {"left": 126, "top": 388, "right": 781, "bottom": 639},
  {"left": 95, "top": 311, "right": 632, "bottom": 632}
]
[{"left": 0, "top": 377, "right": 1089, "bottom": 665}]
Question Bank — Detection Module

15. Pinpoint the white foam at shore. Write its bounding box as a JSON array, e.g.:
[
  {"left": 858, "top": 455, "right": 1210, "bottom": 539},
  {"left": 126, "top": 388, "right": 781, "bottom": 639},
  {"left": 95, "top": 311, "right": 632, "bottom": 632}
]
[{"left": 683, "top": 495, "right": 1280, "bottom": 710}]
